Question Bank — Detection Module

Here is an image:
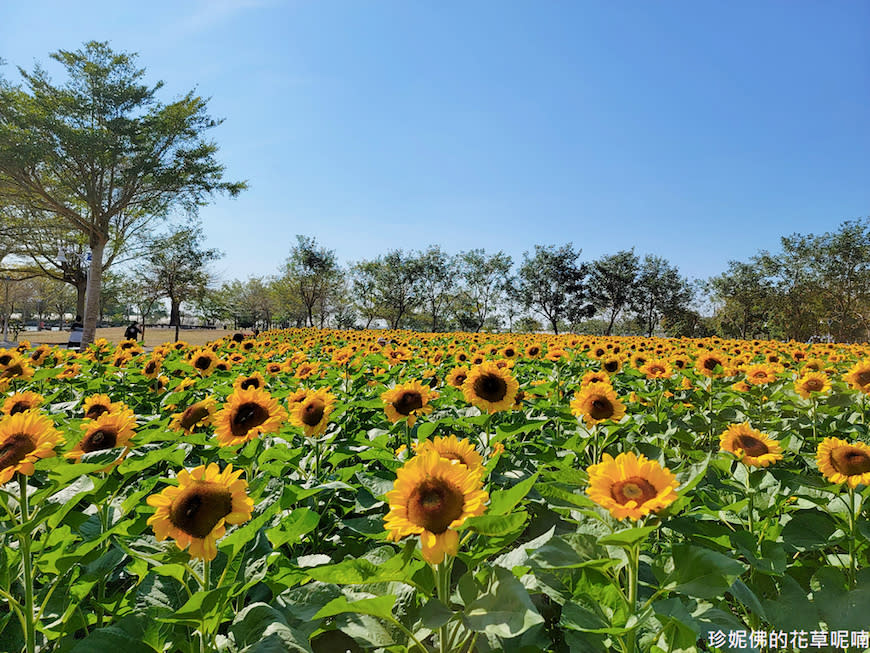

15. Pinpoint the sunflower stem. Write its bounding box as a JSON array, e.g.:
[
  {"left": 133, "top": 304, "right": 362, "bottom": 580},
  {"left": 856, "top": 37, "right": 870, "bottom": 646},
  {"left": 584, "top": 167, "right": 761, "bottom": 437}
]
[
  {"left": 314, "top": 436, "right": 321, "bottom": 481},
  {"left": 483, "top": 413, "right": 492, "bottom": 451},
  {"left": 434, "top": 559, "right": 454, "bottom": 653},
  {"left": 19, "top": 477, "right": 35, "bottom": 653},
  {"left": 706, "top": 379, "right": 714, "bottom": 447},
  {"left": 625, "top": 543, "right": 640, "bottom": 653},
  {"left": 405, "top": 421, "right": 412, "bottom": 455},
  {"left": 810, "top": 397, "right": 818, "bottom": 440},
  {"left": 743, "top": 464, "right": 754, "bottom": 539},
  {"left": 847, "top": 485, "right": 857, "bottom": 589},
  {"left": 200, "top": 558, "right": 211, "bottom": 653}
]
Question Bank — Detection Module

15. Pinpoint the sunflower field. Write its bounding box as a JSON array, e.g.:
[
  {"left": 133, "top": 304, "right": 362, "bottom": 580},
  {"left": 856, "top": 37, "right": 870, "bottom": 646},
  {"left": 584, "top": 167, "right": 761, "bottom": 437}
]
[{"left": 1, "top": 330, "right": 870, "bottom": 653}]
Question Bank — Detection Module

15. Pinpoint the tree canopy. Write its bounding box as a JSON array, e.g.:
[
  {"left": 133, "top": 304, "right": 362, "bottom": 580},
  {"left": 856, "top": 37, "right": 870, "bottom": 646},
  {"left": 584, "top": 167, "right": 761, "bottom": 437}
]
[{"left": 0, "top": 41, "right": 245, "bottom": 345}]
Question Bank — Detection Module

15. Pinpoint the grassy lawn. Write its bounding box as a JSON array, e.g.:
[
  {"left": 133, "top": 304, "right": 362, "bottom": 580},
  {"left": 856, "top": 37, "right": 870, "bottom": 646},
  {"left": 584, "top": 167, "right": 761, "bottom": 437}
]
[{"left": 17, "top": 327, "right": 240, "bottom": 347}]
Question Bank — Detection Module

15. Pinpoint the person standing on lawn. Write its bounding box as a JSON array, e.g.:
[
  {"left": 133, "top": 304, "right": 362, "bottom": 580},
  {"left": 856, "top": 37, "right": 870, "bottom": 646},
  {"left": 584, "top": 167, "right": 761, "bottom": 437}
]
[{"left": 124, "top": 322, "right": 142, "bottom": 341}]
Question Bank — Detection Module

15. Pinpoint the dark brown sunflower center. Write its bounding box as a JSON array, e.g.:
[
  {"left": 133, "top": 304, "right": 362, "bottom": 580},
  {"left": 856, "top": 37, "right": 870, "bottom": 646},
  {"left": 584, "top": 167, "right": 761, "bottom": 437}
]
[
  {"left": 649, "top": 365, "right": 665, "bottom": 375},
  {"left": 85, "top": 404, "right": 110, "bottom": 420},
  {"left": 301, "top": 399, "right": 326, "bottom": 426},
  {"left": 504, "top": 348, "right": 515, "bottom": 357},
  {"left": 735, "top": 435, "right": 768, "bottom": 457},
  {"left": 240, "top": 378, "right": 260, "bottom": 390},
  {"left": 394, "top": 391, "right": 424, "bottom": 416},
  {"left": 230, "top": 402, "right": 269, "bottom": 436},
  {"left": 0, "top": 354, "right": 13, "bottom": 366},
  {"left": 856, "top": 371, "right": 870, "bottom": 387},
  {"left": 804, "top": 379, "right": 824, "bottom": 392},
  {"left": 604, "top": 360, "right": 619, "bottom": 373},
  {"left": 704, "top": 358, "right": 721, "bottom": 371},
  {"left": 528, "top": 347, "right": 540, "bottom": 356},
  {"left": 145, "top": 362, "right": 157, "bottom": 374},
  {"left": 472, "top": 374, "right": 507, "bottom": 403},
  {"left": 169, "top": 481, "right": 233, "bottom": 538},
  {"left": 82, "top": 428, "right": 118, "bottom": 453},
  {"left": 452, "top": 373, "right": 467, "bottom": 387},
  {"left": 594, "top": 349, "right": 605, "bottom": 357},
  {"left": 830, "top": 447, "right": 870, "bottom": 476},
  {"left": 9, "top": 401, "right": 32, "bottom": 415},
  {"left": 589, "top": 398, "right": 614, "bottom": 420},
  {"left": 406, "top": 478, "right": 464, "bottom": 534},
  {"left": 181, "top": 405, "right": 210, "bottom": 429},
  {"left": 1, "top": 364, "right": 25, "bottom": 379},
  {"left": 0, "top": 433, "right": 36, "bottom": 470},
  {"left": 610, "top": 476, "right": 657, "bottom": 505},
  {"left": 194, "top": 356, "right": 212, "bottom": 370}
]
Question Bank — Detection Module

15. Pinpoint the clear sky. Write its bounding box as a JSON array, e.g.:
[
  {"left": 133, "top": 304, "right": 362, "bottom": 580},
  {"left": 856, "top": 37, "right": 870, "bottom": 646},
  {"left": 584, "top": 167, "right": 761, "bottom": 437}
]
[{"left": 2, "top": 1, "right": 868, "bottom": 284}]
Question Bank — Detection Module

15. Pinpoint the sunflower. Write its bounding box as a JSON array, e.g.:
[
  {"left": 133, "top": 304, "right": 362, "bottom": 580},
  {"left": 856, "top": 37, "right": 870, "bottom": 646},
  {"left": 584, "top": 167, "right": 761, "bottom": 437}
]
[
  {"left": 57, "top": 363, "right": 82, "bottom": 379},
  {"left": 188, "top": 349, "right": 220, "bottom": 377},
  {"left": 446, "top": 366, "right": 470, "bottom": 389},
  {"left": 286, "top": 388, "right": 309, "bottom": 407},
  {"left": 524, "top": 344, "right": 543, "bottom": 359},
  {"left": 580, "top": 370, "right": 611, "bottom": 386},
  {"left": 66, "top": 411, "right": 137, "bottom": 462},
  {"left": 795, "top": 372, "right": 831, "bottom": 400},
  {"left": 461, "top": 363, "right": 518, "bottom": 414},
  {"left": 417, "top": 435, "right": 484, "bottom": 471},
  {"left": 0, "top": 412, "right": 65, "bottom": 485},
  {"left": 2, "top": 391, "right": 44, "bottom": 416},
  {"left": 294, "top": 362, "right": 320, "bottom": 380},
  {"left": 586, "top": 452, "right": 679, "bottom": 521},
  {"left": 137, "top": 356, "right": 161, "bottom": 379},
  {"left": 640, "top": 359, "right": 672, "bottom": 380},
  {"left": 289, "top": 388, "right": 337, "bottom": 437},
  {"left": 719, "top": 423, "right": 783, "bottom": 467},
  {"left": 816, "top": 437, "right": 870, "bottom": 488},
  {"left": 844, "top": 361, "right": 870, "bottom": 394},
  {"left": 384, "top": 449, "right": 488, "bottom": 564},
  {"left": 0, "top": 354, "right": 34, "bottom": 381},
  {"left": 213, "top": 387, "right": 288, "bottom": 447},
  {"left": 28, "top": 345, "right": 52, "bottom": 366},
  {"left": 82, "top": 394, "right": 125, "bottom": 420},
  {"left": 233, "top": 372, "right": 267, "bottom": 392},
  {"left": 695, "top": 351, "right": 729, "bottom": 378},
  {"left": 744, "top": 363, "right": 779, "bottom": 386},
  {"left": 601, "top": 355, "right": 623, "bottom": 374},
  {"left": 570, "top": 384, "right": 627, "bottom": 426},
  {"left": 146, "top": 463, "right": 253, "bottom": 560},
  {"left": 382, "top": 381, "right": 438, "bottom": 427},
  {"left": 170, "top": 398, "right": 218, "bottom": 434}
]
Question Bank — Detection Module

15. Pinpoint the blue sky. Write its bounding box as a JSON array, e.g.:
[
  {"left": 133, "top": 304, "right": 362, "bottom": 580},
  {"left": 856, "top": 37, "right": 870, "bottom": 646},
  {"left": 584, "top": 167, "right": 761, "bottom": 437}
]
[{"left": 2, "top": 1, "right": 868, "bottom": 284}]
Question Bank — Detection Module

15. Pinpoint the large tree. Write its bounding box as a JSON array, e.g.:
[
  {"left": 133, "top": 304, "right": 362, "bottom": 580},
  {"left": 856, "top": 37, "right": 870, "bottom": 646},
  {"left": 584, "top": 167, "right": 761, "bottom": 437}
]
[
  {"left": 281, "top": 235, "right": 342, "bottom": 328},
  {"left": 631, "top": 255, "right": 693, "bottom": 337},
  {"left": 588, "top": 249, "right": 640, "bottom": 336},
  {"left": 136, "top": 222, "right": 222, "bottom": 341},
  {"left": 416, "top": 245, "right": 455, "bottom": 331},
  {"left": 453, "top": 249, "right": 512, "bottom": 332},
  {"left": 0, "top": 41, "right": 245, "bottom": 346},
  {"left": 708, "top": 260, "right": 774, "bottom": 339},
  {"left": 516, "top": 244, "right": 590, "bottom": 335}
]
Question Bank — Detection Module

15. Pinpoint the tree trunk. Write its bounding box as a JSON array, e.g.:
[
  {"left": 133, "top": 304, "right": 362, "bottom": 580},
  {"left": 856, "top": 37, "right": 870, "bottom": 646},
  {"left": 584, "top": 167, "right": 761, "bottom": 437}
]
[
  {"left": 75, "top": 281, "right": 87, "bottom": 318},
  {"left": 170, "top": 299, "right": 181, "bottom": 326},
  {"left": 81, "top": 239, "right": 107, "bottom": 348},
  {"left": 606, "top": 310, "right": 617, "bottom": 336}
]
